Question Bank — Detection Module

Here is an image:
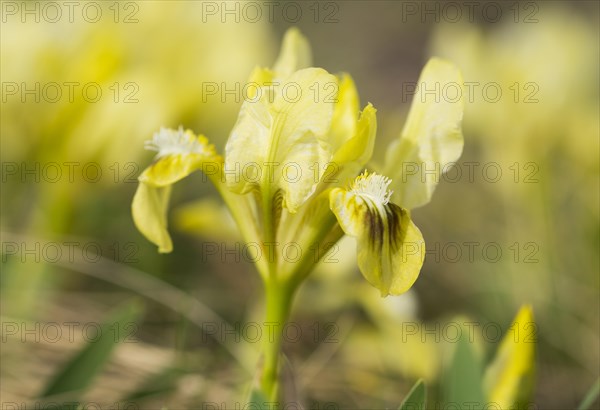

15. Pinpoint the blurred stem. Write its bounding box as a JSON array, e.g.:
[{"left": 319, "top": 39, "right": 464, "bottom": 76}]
[
  {"left": 4, "top": 183, "right": 73, "bottom": 316},
  {"left": 260, "top": 276, "right": 296, "bottom": 401}
]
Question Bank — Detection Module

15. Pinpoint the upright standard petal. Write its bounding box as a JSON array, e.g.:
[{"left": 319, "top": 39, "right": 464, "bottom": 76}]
[
  {"left": 316, "top": 74, "right": 377, "bottom": 189},
  {"left": 329, "top": 172, "right": 425, "bottom": 296},
  {"left": 272, "top": 27, "right": 312, "bottom": 79},
  {"left": 384, "top": 58, "right": 464, "bottom": 209},
  {"left": 332, "top": 103, "right": 377, "bottom": 173},
  {"left": 225, "top": 68, "right": 337, "bottom": 213},
  {"left": 245, "top": 28, "right": 311, "bottom": 98},
  {"left": 328, "top": 74, "right": 360, "bottom": 153}
]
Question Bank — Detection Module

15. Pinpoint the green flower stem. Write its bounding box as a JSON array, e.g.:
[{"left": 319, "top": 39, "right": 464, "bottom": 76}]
[
  {"left": 286, "top": 214, "right": 343, "bottom": 290},
  {"left": 208, "top": 172, "right": 269, "bottom": 279},
  {"left": 260, "top": 275, "right": 296, "bottom": 400}
]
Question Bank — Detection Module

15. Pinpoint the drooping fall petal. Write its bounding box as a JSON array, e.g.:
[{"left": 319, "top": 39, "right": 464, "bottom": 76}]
[
  {"left": 132, "top": 127, "right": 220, "bottom": 252},
  {"left": 132, "top": 182, "right": 173, "bottom": 253},
  {"left": 329, "top": 172, "right": 425, "bottom": 296}
]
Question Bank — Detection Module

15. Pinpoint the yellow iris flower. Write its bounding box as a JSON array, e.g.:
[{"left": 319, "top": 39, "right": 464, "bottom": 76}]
[{"left": 132, "top": 28, "right": 464, "bottom": 297}]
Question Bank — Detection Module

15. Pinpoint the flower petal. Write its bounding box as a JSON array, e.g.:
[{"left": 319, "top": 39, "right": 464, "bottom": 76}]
[
  {"left": 140, "top": 131, "right": 219, "bottom": 187},
  {"left": 318, "top": 75, "right": 378, "bottom": 189},
  {"left": 225, "top": 68, "right": 337, "bottom": 212},
  {"left": 384, "top": 58, "right": 464, "bottom": 209},
  {"left": 333, "top": 103, "right": 377, "bottom": 169},
  {"left": 329, "top": 187, "right": 425, "bottom": 296},
  {"left": 133, "top": 128, "right": 221, "bottom": 253},
  {"left": 132, "top": 182, "right": 173, "bottom": 253},
  {"left": 246, "top": 65, "right": 275, "bottom": 100},
  {"left": 245, "top": 28, "right": 311, "bottom": 99},
  {"left": 272, "top": 27, "right": 312, "bottom": 79},
  {"left": 329, "top": 74, "right": 360, "bottom": 152}
]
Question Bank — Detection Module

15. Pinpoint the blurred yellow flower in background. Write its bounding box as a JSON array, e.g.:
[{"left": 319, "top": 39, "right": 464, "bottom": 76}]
[
  {"left": 1, "top": 2, "right": 273, "bottom": 314},
  {"left": 1, "top": 3, "right": 273, "bottom": 168},
  {"left": 430, "top": 7, "right": 598, "bottom": 170},
  {"left": 429, "top": 3, "right": 599, "bottom": 394}
]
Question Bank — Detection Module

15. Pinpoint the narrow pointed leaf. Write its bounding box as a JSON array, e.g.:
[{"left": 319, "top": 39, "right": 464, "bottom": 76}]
[
  {"left": 399, "top": 379, "right": 426, "bottom": 410},
  {"left": 40, "top": 300, "right": 144, "bottom": 398},
  {"left": 444, "top": 328, "right": 484, "bottom": 408},
  {"left": 122, "top": 367, "right": 186, "bottom": 403},
  {"left": 246, "top": 388, "right": 269, "bottom": 410},
  {"left": 578, "top": 378, "right": 600, "bottom": 410}
]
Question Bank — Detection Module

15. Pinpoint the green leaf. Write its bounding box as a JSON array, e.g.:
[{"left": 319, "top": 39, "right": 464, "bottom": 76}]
[
  {"left": 40, "top": 299, "right": 144, "bottom": 399},
  {"left": 246, "top": 388, "right": 269, "bottom": 410},
  {"left": 122, "top": 367, "right": 186, "bottom": 403},
  {"left": 578, "top": 378, "right": 600, "bottom": 410},
  {"left": 399, "top": 379, "right": 426, "bottom": 410},
  {"left": 443, "top": 327, "right": 484, "bottom": 409}
]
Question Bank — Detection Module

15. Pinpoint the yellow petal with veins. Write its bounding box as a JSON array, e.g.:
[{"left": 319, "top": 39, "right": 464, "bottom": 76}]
[
  {"left": 225, "top": 68, "right": 337, "bottom": 213},
  {"left": 329, "top": 172, "right": 425, "bottom": 296}
]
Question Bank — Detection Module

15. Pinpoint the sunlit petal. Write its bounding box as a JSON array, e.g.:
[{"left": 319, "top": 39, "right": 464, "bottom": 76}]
[
  {"left": 225, "top": 68, "right": 337, "bottom": 212},
  {"left": 384, "top": 58, "right": 464, "bottom": 209},
  {"left": 333, "top": 103, "right": 377, "bottom": 170},
  {"left": 272, "top": 27, "right": 312, "bottom": 79},
  {"left": 330, "top": 172, "right": 425, "bottom": 296},
  {"left": 132, "top": 182, "right": 173, "bottom": 253},
  {"left": 139, "top": 127, "right": 220, "bottom": 187},
  {"left": 132, "top": 127, "right": 220, "bottom": 252}
]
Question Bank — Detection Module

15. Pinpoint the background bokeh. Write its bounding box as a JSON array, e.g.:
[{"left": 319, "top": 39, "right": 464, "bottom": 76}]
[{"left": 1, "top": 1, "right": 598, "bottom": 408}]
